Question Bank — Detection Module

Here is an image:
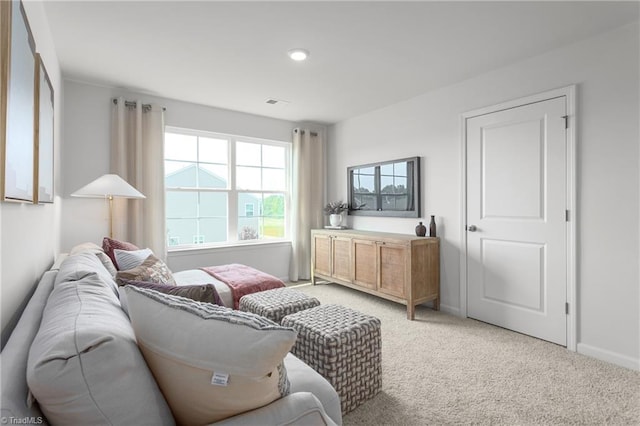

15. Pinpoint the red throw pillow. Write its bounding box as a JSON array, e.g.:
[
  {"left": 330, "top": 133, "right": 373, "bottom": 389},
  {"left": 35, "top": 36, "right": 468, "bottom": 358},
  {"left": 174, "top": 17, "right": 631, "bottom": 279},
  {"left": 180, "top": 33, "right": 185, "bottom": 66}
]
[{"left": 103, "top": 237, "right": 139, "bottom": 270}]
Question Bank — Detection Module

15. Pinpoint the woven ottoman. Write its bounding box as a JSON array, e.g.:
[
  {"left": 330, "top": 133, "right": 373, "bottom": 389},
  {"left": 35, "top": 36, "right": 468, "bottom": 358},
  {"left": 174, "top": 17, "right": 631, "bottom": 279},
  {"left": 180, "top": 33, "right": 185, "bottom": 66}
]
[
  {"left": 281, "top": 304, "right": 381, "bottom": 414},
  {"left": 238, "top": 287, "right": 320, "bottom": 324}
]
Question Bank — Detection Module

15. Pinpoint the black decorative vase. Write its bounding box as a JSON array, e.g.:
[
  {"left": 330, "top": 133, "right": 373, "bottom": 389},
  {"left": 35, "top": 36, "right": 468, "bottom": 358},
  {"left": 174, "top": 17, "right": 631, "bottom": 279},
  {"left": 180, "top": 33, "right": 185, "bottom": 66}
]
[
  {"left": 415, "top": 222, "right": 427, "bottom": 237},
  {"left": 429, "top": 215, "right": 437, "bottom": 237}
]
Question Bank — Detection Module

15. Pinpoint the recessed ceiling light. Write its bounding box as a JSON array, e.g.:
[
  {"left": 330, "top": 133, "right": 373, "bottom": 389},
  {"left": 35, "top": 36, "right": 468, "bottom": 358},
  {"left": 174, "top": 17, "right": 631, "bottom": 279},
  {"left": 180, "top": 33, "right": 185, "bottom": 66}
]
[{"left": 288, "top": 48, "right": 309, "bottom": 61}]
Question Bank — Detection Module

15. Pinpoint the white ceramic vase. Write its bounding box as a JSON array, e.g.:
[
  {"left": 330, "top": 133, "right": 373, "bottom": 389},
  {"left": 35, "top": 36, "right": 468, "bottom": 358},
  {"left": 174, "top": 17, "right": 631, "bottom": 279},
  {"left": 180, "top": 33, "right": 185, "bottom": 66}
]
[{"left": 329, "top": 214, "right": 342, "bottom": 227}]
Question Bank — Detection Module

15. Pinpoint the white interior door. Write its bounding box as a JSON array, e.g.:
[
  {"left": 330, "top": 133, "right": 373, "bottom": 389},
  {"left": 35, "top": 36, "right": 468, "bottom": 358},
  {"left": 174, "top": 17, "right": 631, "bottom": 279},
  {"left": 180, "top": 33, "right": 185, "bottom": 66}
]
[{"left": 466, "top": 96, "right": 568, "bottom": 346}]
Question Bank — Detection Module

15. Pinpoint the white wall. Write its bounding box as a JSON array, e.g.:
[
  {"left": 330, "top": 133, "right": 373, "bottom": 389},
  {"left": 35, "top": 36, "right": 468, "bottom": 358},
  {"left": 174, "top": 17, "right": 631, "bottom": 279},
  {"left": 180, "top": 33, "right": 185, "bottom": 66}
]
[
  {"left": 328, "top": 22, "right": 639, "bottom": 369},
  {"left": 5, "top": 6, "right": 636, "bottom": 371},
  {"left": 167, "top": 242, "right": 291, "bottom": 281},
  {"left": 61, "top": 80, "right": 296, "bottom": 279},
  {"left": 1, "top": 1, "right": 62, "bottom": 346}
]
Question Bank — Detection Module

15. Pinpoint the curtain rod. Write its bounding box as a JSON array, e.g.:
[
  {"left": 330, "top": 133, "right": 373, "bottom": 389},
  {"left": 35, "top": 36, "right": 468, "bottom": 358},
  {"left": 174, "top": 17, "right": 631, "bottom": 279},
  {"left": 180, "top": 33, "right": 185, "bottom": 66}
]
[
  {"left": 112, "top": 98, "right": 166, "bottom": 112},
  {"left": 294, "top": 129, "right": 318, "bottom": 137}
]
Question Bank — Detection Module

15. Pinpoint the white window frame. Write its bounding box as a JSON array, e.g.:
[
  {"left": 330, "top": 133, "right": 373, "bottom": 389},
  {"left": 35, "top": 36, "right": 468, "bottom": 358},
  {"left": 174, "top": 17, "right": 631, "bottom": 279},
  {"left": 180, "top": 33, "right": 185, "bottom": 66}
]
[{"left": 165, "top": 126, "right": 291, "bottom": 250}]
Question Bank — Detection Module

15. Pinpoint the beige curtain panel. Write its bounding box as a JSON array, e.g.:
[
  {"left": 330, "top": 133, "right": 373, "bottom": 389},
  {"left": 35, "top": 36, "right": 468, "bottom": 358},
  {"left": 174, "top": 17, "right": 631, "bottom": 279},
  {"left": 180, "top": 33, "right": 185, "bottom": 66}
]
[
  {"left": 111, "top": 97, "right": 167, "bottom": 259},
  {"left": 289, "top": 128, "right": 325, "bottom": 281}
]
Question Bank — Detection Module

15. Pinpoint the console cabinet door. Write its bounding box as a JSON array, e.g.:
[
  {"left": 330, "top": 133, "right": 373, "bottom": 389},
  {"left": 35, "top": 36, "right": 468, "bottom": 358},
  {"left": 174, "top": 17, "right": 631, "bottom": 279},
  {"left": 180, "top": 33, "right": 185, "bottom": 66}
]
[
  {"left": 332, "top": 236, "right": 352, "bottom": 282},
  {"left": 313, "top": 234, "right": 332, "bottom": 277},
  {"left": 352, "top": 239, "right": 377, "bottom": 290},
  {"left": 378, "top": 242, "right": 407, "bottom": 298}
]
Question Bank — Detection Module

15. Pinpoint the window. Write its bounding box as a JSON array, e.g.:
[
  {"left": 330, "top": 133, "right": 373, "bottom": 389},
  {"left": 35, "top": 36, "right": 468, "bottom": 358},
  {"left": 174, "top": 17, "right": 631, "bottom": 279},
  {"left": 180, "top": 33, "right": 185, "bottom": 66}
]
[{"left": 165, "top": 127, "right": 290, "bottom": 248}]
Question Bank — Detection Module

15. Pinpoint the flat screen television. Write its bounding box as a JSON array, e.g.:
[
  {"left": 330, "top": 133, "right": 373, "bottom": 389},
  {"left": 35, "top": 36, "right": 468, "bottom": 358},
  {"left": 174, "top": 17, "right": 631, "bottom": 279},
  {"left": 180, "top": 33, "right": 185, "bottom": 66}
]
[{"left": 347, "top": 156, "right": 420, "bottom": 218}]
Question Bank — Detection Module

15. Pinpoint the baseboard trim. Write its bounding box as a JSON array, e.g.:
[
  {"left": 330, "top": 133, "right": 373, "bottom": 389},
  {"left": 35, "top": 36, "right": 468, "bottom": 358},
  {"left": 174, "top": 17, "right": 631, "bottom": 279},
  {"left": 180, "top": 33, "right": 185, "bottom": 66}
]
[
  {"left": 439, "top": 303, "right": 460, "bottom": 316},
  {"left": 577, "top": 343, "right": 640, "bottom": 371}
]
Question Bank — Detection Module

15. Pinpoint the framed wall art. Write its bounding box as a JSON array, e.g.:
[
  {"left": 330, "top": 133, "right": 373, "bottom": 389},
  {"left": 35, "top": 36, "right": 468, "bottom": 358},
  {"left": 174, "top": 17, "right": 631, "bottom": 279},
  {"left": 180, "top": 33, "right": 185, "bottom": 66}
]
[
  {"left": 1, "top": 0, "right": 37, "bottom": 203},
  {"left": 0, "top": 1, "right": 9, "bottom": 199},
  {"left": 35, "top": 53, "right": 54, "bottom": 203}
]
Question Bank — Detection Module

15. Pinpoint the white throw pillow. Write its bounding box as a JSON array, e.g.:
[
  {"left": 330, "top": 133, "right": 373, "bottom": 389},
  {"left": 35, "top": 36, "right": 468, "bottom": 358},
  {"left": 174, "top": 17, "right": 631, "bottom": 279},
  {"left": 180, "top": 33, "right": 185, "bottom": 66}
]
[
  {"left": 124, "top": 285, "right": 297, "bottom": 424},
  {"left": 114, "top": 248, "right": 153, "bottom": 271}
]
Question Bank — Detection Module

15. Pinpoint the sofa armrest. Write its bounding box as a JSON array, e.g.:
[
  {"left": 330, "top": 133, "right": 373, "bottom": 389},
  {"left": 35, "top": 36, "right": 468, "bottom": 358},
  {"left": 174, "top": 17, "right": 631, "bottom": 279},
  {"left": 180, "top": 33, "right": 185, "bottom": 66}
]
[
  {"left": 1, "top": 270, "right": 57, "bottom": 424},
  {"left": 212, "top": 392, "right": 338, "bottom": 426}
]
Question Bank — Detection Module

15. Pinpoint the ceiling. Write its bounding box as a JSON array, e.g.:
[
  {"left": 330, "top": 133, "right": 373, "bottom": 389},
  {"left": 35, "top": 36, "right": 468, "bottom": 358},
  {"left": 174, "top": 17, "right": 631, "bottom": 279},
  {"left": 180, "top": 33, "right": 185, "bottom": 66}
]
[{"left": 42, "top": 1, "right": 639, "bottom": 124}]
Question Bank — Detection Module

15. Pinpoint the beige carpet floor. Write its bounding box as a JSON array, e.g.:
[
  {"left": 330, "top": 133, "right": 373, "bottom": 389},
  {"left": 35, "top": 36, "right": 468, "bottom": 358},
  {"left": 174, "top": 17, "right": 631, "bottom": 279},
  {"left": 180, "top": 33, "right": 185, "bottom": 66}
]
[{"left": 292, "top": 282, "right": 640, "bottom": 426}]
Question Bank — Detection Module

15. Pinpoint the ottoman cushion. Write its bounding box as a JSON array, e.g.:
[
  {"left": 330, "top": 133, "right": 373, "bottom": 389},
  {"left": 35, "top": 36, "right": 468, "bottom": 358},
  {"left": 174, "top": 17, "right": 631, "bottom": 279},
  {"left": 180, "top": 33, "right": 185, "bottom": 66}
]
[
  {"left": 282, "top": 304, "right": 381, "bottom": 414},
  {"left": 240, "top": 287, "right": 320, "bottom": 324}
]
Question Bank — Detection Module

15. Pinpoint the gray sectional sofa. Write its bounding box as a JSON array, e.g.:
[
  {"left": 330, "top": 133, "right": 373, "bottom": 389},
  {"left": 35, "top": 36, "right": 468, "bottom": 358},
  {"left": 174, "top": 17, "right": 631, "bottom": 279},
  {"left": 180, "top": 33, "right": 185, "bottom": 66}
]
[{"left": 1, "top": 248, "right": 342, "bottom": 425}]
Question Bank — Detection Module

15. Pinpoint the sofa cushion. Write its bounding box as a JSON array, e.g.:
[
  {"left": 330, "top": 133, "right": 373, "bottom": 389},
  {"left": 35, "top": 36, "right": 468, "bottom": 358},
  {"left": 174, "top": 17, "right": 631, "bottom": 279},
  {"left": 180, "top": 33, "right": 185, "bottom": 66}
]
[
  {"left": 56, "top": 251, "right": 119, "bottom": 297},
  {"left": 124, "top": 285, "right": 297, "bottom": 424},
  {"left": 27, "top": 253, "right": 174, "bottom": 426},
  {"left": 214, "top": 392, "right": 338, "bottom": 426},
  {"left": 285, "top": 353, "right": 343, "bottom": 425},
  {"left": 69, "top": 241, "right": 117, "bottom": 277},
  {"left": 116, "top": 254, "right": 176, "bottom": 285},
  {"left": 102, "top": 237, "right": 139, "bottom": 269}
]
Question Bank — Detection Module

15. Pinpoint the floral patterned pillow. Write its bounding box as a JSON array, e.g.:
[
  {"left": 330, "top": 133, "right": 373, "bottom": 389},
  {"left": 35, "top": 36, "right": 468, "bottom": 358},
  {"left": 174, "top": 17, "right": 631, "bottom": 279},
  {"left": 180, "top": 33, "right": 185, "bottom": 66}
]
[{"left": 116, "top": 254, "right": 176, "bottom": 285}]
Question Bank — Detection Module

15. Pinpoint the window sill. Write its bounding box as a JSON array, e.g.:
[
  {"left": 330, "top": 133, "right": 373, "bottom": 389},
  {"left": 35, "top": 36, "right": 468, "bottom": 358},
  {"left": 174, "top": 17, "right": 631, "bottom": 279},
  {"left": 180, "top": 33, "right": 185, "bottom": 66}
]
[{"left": 167, "top": 239, "right": 291, "bottom": 256}]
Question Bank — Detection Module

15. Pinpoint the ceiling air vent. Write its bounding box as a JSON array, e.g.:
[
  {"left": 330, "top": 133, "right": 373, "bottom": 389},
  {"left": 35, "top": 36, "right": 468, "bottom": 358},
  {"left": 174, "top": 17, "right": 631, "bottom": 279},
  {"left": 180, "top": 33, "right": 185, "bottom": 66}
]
[{"left": 265, "top": 98, "right": 291, "bottom": 106}]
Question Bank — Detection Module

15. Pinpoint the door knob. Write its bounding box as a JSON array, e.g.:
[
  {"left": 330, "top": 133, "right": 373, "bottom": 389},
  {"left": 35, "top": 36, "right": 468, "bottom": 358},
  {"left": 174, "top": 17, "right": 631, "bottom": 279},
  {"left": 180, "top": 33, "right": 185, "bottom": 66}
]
[{"left": 467, "top": 225, "right": 477, "bottom": 232}]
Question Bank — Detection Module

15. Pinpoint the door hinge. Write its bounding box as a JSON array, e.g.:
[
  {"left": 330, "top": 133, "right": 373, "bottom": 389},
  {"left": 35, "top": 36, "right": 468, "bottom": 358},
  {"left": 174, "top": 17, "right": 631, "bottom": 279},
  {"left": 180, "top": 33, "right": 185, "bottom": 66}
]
[
  {"left": 565, "top": 302, "right": 569, "bottom": 315},
  {"left": 565, "top": 210, "right": 570, "bottom": 222},
  {"left": 562, "top": 115, "right": 569, "bottom": 129}
]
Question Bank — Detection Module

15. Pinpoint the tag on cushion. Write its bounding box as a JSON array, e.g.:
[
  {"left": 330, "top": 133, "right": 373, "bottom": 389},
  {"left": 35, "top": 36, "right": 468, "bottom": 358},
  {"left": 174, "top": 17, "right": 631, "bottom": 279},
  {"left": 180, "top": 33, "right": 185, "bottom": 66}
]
[{"left": 211, "top": 372, "right": 229, "bottom": 386}]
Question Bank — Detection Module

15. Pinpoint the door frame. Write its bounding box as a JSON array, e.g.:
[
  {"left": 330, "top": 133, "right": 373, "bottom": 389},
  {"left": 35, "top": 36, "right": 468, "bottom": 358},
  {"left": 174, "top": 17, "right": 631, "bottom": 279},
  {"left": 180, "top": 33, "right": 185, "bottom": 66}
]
[{"left": 459, "top": 85, "right": 577, "bottom": 351}]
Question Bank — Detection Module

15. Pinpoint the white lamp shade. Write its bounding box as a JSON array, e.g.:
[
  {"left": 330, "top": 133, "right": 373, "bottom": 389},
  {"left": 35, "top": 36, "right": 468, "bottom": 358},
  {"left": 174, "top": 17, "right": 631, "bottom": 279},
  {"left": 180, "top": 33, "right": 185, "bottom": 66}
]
[{"left": 71, "top": 174, "right": 146, "bottom": 199}]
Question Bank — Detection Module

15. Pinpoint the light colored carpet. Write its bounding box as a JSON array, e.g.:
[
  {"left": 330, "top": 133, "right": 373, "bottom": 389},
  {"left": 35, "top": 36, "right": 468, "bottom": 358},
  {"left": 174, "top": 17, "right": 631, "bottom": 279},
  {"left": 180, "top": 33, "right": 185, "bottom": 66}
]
[{"left": 292, "top": 282, "right": 640, "bottom": 425}]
